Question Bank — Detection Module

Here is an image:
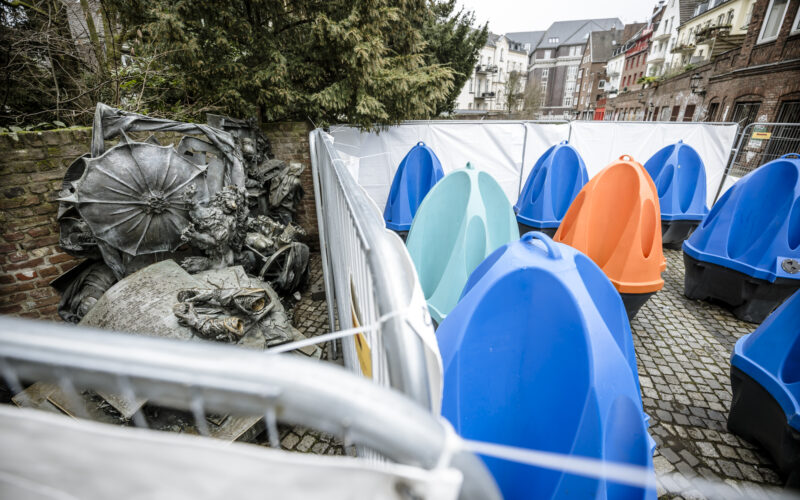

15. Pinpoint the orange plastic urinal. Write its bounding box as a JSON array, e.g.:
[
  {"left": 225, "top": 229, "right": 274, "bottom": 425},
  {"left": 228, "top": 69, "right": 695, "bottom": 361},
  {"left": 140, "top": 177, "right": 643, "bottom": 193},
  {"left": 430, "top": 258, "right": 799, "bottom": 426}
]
[{"left": 555, "top": 155, "right": 665, "bottom": 319}]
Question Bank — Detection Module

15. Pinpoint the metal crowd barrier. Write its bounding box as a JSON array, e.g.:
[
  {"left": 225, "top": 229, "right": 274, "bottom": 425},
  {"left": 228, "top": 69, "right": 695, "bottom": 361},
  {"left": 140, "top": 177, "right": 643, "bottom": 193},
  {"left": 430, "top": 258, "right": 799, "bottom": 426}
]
[
  {"left": 310, "top": 130, "right": 436, "bottom": 410},
  {"left": 0, "top": 316, "right": 500, "bottom": 499}
]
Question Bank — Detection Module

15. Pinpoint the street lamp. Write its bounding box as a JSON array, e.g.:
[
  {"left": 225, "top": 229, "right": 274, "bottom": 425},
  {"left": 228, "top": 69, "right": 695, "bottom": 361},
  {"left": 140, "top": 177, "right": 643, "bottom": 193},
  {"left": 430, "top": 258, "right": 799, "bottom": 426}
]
[{"left": 690, "top": 73, "right": 706, "bottom": 95}]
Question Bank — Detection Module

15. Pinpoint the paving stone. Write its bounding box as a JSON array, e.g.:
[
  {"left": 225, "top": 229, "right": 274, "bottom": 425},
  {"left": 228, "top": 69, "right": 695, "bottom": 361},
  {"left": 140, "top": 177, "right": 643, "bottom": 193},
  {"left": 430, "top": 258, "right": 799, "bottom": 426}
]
[{"left": 629, "top": 249, "right": 780, "bottom": 492}]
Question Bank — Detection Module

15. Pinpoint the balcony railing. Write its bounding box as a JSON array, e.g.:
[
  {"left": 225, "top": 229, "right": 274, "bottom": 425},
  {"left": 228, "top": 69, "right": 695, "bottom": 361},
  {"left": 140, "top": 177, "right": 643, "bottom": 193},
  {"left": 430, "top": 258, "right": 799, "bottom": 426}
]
[{"left": 475, "top": 64, "right": 498, "bottom": 74}]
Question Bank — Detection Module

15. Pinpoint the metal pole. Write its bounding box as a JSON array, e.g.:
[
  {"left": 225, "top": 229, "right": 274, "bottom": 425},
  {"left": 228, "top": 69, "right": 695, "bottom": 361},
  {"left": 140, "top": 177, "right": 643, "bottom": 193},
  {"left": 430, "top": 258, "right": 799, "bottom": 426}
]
[
  {"left": 518, "top": 123, "right": 529, "bottom": 196},
  {"left": 713, "top": 122, "right": 745, "bottom": 204},
  {"left": 0, "top": 316, "right": 500, "bottom": 500},
  {"left": 309, "top": 132, "right": 339, "bottom": 359}
]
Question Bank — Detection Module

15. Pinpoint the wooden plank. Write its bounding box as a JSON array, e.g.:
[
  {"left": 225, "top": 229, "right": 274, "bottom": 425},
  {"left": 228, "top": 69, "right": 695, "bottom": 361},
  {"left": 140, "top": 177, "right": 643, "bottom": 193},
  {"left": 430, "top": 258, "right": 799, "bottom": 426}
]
[
  {"left": 11, "top": 383, "right": 64, "bottom": 415},
  {"left": 48, "top": 389, "right": 125, "bottom": 425},
  {"left": 209, "top": 415, "right": 264, "bottom": 442},
  {"left": 94, "top": 390, "right": 147, "bottom": 420}
]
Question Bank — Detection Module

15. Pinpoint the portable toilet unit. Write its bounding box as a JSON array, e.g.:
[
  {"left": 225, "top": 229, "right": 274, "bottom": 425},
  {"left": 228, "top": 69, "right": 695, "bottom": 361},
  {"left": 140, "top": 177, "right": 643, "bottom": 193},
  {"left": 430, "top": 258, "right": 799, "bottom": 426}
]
[
  {"left": 555, "top": 155, "right": 666, "bottom": 320},
  {"left": 437, "top": 232, "right": 656, "bottom": 500},
  {"left": 643, "top": 140, "right": 709, "bottom": 248},
  {"left": 514, "top": 140, "right": 588, "bottom": 237},
  {"left": 728, "top": 290, "right": 800, "bottom": 487},
  {"left": 406, "top": 163, "right": 519, "bottom": 324},
  {"left": 383, "top": 141, "right": 444, "bottom": 234},
  {"left": 683, "top": 154, "right": 800, "bottom": 323}
]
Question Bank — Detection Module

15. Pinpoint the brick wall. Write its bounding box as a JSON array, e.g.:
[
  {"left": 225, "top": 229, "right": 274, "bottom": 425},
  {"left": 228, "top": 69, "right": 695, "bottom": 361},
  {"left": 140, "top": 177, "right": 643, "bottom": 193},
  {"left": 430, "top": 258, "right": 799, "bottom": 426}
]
[
  {"left": 0, "top": 129, "right": 88, "bottom": 320},
  {"left": 260, "top": 121, "right": 318, "bottom": 247},
  {"left": 1, "top": 121, "right": 318, "bottom": 321}
]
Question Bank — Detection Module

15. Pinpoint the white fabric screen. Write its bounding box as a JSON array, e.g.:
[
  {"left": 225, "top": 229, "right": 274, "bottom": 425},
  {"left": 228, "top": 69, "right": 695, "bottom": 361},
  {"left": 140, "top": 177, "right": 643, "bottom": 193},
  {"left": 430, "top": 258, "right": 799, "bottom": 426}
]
[{"left": 330, "top": 121, "right": 738, "bottom": 209}]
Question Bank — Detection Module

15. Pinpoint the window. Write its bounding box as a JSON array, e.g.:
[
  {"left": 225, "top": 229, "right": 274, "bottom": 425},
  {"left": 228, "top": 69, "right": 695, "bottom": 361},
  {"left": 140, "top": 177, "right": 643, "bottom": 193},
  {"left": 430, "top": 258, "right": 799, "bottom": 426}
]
[
  {"left": 766, "top": 101, "right": 800, "bottom": 157},
  {"left": 759, "top": 0, "right": 790, "bottom": 43},
  {"left": 548, "top": 37, "right": 559, "bottom": 43},
  {"left": 683, "top": 104, "right": 696, "bottom": 121},
  {"left": 500, "top": 49, "right": 504, "bottom": 61},
  {"left": 469, "top": 79, "right": 473, "bottom": 92},
  {"left": 670, "top": 105, "right": 681, "bottom": 121},
  {"left": 468, "top": 103, "right": 472, "bottom": 109},
  {"left": 793, "top": 6, "right": 800, "bottom": 33},
  {"left": 541, "top": 68, "right": 549, "bottom": 79},
  {"left": 706, "top": 102, "right": 720, "bottom": 121},
  {"left": 727, "top": 10, "right": 735, "bottom": 26}
]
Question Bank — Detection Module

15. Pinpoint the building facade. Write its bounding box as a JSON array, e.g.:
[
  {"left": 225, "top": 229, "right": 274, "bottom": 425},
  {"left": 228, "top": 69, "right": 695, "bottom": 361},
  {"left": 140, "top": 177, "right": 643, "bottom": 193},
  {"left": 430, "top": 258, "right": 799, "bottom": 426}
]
[
  {"left": 455, "top": 34, "right": 530, "bottom": 113},
  {"left": 671, "top": 0, "right": 756, "bottom": 69},
  {"left": 605, "top": 0, "right": 800, "bottom": 126},
  {"left": 575, "top": 29, "right": 629, "bottom": 119},
  {"left": 620, "top": 25, "right": 657, "bottom": 95},
  {"left": 646, "top": 0, "right": 704, "bottom": 77},
  {"left": 525, "top": 18, "right": 624, "bottom": 118}
]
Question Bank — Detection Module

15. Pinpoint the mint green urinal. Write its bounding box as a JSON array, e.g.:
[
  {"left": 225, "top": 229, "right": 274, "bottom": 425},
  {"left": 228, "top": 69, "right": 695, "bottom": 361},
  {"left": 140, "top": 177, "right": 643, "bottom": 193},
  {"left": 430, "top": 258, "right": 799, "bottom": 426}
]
[{"left": 406, "top": 163, "right": 519, "bottom": 324}]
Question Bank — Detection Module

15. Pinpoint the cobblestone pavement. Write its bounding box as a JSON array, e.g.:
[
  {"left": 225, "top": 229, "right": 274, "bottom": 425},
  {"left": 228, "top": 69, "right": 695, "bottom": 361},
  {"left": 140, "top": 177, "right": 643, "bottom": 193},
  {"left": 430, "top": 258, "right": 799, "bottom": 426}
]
[
  {"left": 289, "top": 251, "right": 789, "bottom": 496},
  {"left": 279, "top": 253, "right": 349, "bottom": 456},
  {"left": 633, "top": 248, "right": 783, "bottom": 498}
]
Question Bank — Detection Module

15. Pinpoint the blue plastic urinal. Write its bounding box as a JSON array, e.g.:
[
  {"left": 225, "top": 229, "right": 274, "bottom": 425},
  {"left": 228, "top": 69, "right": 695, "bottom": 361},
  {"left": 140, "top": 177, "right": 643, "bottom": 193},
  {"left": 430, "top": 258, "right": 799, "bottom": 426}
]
[
  {"left": 728, "top": 290, "right": 800, "bottom": 484},
  {"left": 514, "top": 140, "right": 588, "bottom": 236},
  {"left": 438, "top": 232, "right": 655, "bottom": 500},
  {"left": 644, "top": 141, "right": 709, "bottom": 248},
  {"left": 383, "top": 141, "right": 445, "bottom": 232},
  {"left": 683, "top": 153, "right": 800, "bottom": 322},
  {"left": 406, "top": 163, "right": 519, "bottom": 324}
]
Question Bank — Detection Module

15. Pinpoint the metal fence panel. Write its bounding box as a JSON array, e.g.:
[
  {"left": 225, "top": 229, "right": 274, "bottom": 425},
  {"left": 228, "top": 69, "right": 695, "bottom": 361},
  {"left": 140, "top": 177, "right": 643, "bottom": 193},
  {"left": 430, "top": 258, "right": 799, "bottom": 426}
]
[
  {"left": 714, "top": 122, "right": 800, "bottom": 202},
  {"left": 309, "top": 130, "right": 440, "bottom": 412}
]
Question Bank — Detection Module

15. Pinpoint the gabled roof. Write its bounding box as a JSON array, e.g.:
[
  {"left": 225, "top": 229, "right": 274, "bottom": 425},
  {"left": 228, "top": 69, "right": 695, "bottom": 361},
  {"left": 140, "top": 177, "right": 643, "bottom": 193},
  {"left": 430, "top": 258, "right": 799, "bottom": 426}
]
[
  {"left": 506, "top": 31, "right": 545, "bottom": 52},
  {"left": 536, "top": 18, "right": 624, "bottom": 49},
  {"left": 486, "top": 33, "right": 502, "bottom": 47}
]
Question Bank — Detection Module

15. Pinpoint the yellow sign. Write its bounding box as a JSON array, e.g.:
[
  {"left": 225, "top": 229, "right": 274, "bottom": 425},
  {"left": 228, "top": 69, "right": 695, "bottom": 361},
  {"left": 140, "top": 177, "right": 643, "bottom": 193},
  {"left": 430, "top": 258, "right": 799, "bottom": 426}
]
[{"left": 751, "top": 131, "right": 771, "bottom": 140}]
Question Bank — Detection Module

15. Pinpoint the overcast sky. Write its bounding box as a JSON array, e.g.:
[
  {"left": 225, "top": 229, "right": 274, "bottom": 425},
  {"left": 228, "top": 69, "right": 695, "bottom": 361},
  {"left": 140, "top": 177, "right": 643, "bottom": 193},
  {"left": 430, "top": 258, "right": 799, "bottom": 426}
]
[{"left": 457, "top": 0, "right": 657, "bottom": 34}]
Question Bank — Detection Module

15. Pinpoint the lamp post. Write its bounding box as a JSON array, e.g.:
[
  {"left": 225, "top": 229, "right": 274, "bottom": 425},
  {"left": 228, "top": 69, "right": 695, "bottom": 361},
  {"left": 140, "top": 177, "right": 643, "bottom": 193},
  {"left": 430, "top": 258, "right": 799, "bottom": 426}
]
[{"left": 690, "top": 73, "right": 706, "bottom": 95}]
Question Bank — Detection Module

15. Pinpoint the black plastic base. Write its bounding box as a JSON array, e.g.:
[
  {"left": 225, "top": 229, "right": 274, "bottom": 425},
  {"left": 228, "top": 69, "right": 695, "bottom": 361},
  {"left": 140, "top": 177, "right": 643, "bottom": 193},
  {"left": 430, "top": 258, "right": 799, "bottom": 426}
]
[
  {"left": 661, "top": 219, "right": 699, "bottom": 250},
  {"left": 392, "top": 230, "right": 409, "bottom": 242},
  {"left": 620, "top": 291, "right": 656, "bottom": 321},
  {"left": 683, "top": 253, "right": 800, "bottom": 323},
  {"left": 517, "top": 222, "right": 557, "bottom": 238},
  {"left": 728, "top": 366, "right": 800, "bottom": 488}
]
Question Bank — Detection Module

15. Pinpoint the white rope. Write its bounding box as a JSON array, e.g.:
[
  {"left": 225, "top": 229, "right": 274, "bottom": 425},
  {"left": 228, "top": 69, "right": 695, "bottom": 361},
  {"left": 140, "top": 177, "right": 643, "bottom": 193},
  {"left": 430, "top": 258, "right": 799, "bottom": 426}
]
[
  {"left": 461, "top": 439, "right": 658, "bottom": 490},
  {"left": 266, "top": 308, "right": 408, "bottom": 355}
]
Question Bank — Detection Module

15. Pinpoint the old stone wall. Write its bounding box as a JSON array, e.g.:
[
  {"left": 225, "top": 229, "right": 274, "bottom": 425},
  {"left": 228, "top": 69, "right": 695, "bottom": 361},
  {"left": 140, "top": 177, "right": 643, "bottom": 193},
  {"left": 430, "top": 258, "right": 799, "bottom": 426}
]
[
  {"left": 0, "top": 129, "right": 88, "bottom": 320},
  {"left": 260, "top": 121, "right": 318, "bottom": 247},
  {"left": 1, "top": 121, "right": 318, "bottom": 321}
]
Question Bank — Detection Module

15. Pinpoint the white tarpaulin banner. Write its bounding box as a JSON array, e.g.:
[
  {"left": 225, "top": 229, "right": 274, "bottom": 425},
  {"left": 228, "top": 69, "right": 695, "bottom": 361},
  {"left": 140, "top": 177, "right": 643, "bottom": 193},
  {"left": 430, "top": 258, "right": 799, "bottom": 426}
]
[
  {"left": 566, "top": 121, "right": 738, "bottom": 203},
  {"left": 330, "top": 121, "right": 738, "bottom": 210}
]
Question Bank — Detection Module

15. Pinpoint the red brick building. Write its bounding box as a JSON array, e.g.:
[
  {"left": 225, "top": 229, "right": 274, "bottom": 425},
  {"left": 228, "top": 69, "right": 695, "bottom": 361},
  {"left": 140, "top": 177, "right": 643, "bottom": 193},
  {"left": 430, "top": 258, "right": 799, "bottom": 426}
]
[
  {"left": 607, "top": 0, "right": 800, "bottom": 125},
  {"left": 620, "top": 24, "right": 657, "bottom": 94}
]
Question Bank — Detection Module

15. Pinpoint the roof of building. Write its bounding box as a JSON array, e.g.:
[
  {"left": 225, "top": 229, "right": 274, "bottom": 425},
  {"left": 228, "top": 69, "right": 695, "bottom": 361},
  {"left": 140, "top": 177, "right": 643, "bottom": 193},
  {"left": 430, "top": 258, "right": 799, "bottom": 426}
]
[
  {"left": 536, "top": 18, "right": 624, "bottom": 49},
  {"left": 486, "top": 33, "right": 502, "bottom": 47},
  {"left": 506, "top": 30, "right": 546, "bottom": 52},
  {"left": 484, "top": 32, "right": 531, "bottom": 53}
]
